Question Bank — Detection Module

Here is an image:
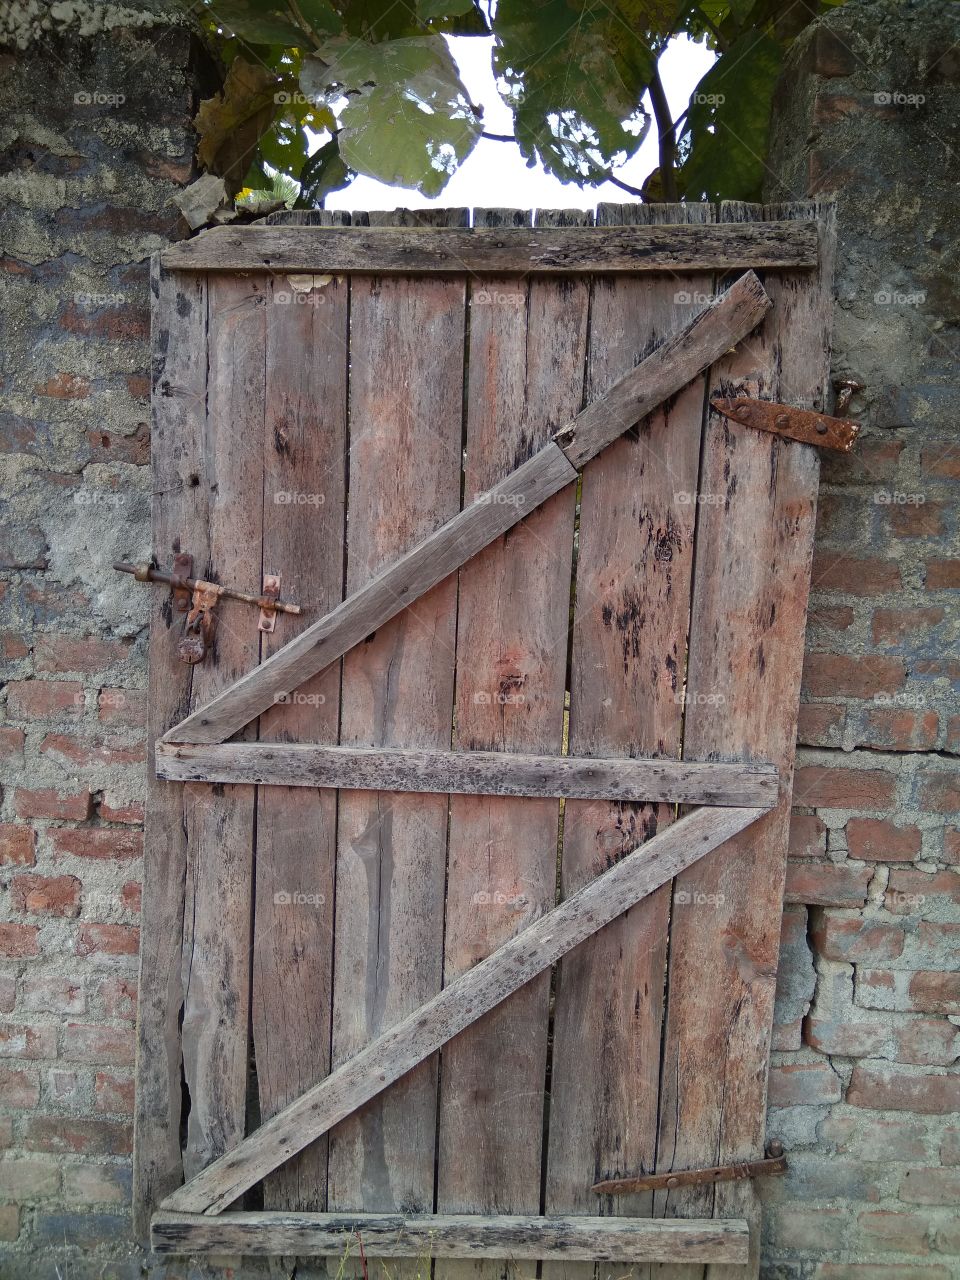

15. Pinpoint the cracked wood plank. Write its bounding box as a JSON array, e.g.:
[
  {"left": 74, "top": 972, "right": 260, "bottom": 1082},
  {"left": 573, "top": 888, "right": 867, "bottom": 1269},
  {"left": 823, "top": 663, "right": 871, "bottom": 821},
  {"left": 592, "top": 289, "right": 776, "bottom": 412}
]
[{"left": 160, "top": 803, "right": 765, "bottom": 1216}]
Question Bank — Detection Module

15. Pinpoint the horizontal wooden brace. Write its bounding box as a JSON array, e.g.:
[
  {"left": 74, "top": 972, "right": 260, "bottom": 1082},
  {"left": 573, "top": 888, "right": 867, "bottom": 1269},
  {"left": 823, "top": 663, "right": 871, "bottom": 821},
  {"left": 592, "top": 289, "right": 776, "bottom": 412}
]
[
  {"left": 151, "top": 1211, "right": 749, "bottom": 1263},
  {"left": 160, "top": 803, "right": 764, "bottom": 1215},
  {"left": 156, "top": 742, "right": 779, "bottom": 808},
  {"left": 160, "top": 220, "right": 817, "bottom": 274},
  {"left": 163, "top": 273, "right": 770, "bottom": 745}
]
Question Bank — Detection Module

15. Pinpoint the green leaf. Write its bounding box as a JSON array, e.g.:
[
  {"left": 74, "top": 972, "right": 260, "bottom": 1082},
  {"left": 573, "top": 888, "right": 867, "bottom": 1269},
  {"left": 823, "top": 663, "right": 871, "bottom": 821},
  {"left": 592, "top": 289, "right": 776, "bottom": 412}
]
[
  {"left": 197, "top": 0, "right": 342, "bottom": 44},
  {"left": 301, "top": 36, "right": 481, "bottom": 196},
  {"left": 296, "top": 137, "right": 355, "bottom": 205},
  {"left": 492, "top": 0, "right": 656, "bottom": 183},
  {"left": 677, "top": 28, "right": 782, "bottom": 201},
  {"left": 416, "top": 0, "right": 475, "bottom": 20}
]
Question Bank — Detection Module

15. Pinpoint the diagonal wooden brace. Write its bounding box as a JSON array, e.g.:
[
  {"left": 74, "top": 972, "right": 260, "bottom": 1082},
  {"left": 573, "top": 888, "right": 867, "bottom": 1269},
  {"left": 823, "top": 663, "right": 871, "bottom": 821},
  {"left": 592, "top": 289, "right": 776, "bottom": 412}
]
[
  {"left": 163, "top": 271, "right": 771, "bottom": 745},
  {"left": 159, "top": 802, "right": 767, "bottom": 1217}
]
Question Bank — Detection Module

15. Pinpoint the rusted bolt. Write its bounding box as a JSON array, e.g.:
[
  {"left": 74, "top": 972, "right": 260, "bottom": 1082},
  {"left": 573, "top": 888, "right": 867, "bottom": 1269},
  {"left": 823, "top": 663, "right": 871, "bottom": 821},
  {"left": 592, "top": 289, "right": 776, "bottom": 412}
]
[
  {"left": 832, "top": 377, "right": 864, "bottom": 418},
  {"left": 815, "top": 421, "right": 828, "bottom": 435}
]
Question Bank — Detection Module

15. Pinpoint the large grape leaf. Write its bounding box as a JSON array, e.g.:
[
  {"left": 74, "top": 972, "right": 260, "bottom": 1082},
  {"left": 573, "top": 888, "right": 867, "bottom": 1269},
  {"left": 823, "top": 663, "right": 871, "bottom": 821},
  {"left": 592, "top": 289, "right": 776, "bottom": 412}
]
[
  {"left": 200, "top": 0, "right": 342, "bottom": 44},
  {"left": 301, "top": 36, "right": 481, "bottom": 195},
  {"left": 677, "top": 28, "right": 782, "bottom": 200},
  {"left": 492, "top": 0, "right": 660, "bottom": 183},
  {"left": 194, "top": 55, "right": 280, "bottom": 193}
]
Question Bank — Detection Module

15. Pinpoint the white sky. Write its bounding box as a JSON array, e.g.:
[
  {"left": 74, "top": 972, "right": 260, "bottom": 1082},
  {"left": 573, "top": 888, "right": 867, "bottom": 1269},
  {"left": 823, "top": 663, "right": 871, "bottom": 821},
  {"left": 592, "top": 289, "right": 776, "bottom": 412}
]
[{"left": 326, "top": 35, "right": 715, "bottom": 212}]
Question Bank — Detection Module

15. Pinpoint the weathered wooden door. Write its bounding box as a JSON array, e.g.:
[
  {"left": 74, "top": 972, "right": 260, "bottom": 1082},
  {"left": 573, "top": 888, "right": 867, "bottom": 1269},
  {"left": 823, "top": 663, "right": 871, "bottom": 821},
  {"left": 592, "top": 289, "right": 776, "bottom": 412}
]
[{"left": 134, "top": 202, "right": 836, "bottom": 1276}]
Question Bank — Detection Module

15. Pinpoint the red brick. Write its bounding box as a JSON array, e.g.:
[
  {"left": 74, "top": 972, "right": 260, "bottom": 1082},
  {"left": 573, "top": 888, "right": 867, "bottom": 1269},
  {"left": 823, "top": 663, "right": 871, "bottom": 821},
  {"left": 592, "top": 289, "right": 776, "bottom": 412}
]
[
  {"left": 94, "top": 1071, "right": 134, "bottom": 1115},
  {"left": 921, "top": 440, "right": 960, "bottom": 479},
  {"left": 910, "top": 921, "right": 960, "bottom": 966},
  {"left": 0, "top": 727, "right": 25, "bottom": 761},
  {"left": 768, "top": 1061, "right": 841, "bottom": 1106},
  {"left": 798, "top": 702, "right": 846, "bottom": 746},
  {"left": 846, "top": 818, "right": 921, "bottom": 862},
  {"left": 773, "top": 1206, "right": 848, "bottom": 1250},
  {"left": 789, "top": 812, "right": 827, "bottom": 858},
  {"left": 887, "top": 868, "right": 960, "bottom": 912},
  {"left": 86, "top": 423, "right": 150, "bottom": 466},
  {"left": 11, "top": 873, "right": 81, "bottom": 917},
  {"left": 6, "top": 680, "right": 84, "bottom": 719},
  {"left": 99, "top": 797, "right": 144, "bottom": 825},
  {"left": 120, "top": 880, "right": 141, "bottom": 913},
  {"left": 48, "top": 1068, "right": 80, "bottom": 1101},
  {"left": 918, "top": 773, "right": 960, "bottom": 813},
  {"left": 22, "top": 975, "right": 85, "bottom": 1014},
  {"left": 793, "top": 765, "right": 896, "bottom": 809},
  {"left": 814, "top": 92, "right": 901, "bottom": 123},
  {"left": 62, "top": 1161, "right": 129, "bottom": 1204},
  {"left": 899, "top": 1167, "right": 960, "bottom": 1205},
  {"left": 889, "top": 500, "right": 946, "bottom": 537},
  {"left": 926, "top": 559, "right": 960, "bottom": 590},
  {"left": 785, "top": 862, "right": 873, "bottom": 907},
  {"left": 812, "top": 554, "right": 902, "bottom": 595},
  {"left": 14, "top": 787, "right": 92, "bottom": 820},
  {"left": 915, "top": 659, "right": 960, "bottom": 681},
  {"left": 893, "top": 1019, "right": 959, "bottom": 1066},
  {"left": 856, "top": 708, "right": 939, "bottom": 751},
  {"left": 0, "top": 1022, "right": 57, "bottom": 1058},
  {"left": 803, "top": 653, "right": 907, "bottom": 698},
  {"left": 941, "top": 1128, "right": 960, "bottom": 1165},
  {"left": 33, "top": 373, "right": 90, "bottom": 399},
  {"left": 809, "top": 605, "right": 856, "bottom": 630},
  {"left": 805, "top": 1017, "right": 888, "bottom": 1057},
  {"left": 0, "top": 923, "right": 40, "bottom": 958},
  {"left": 0, "top": 824, "right": 36, "bottom": 867},
  {"left": 823, "top": 1117, "right": 926, "bottom": 1162},
  {"left": 807, "top": 149, "right": 857, "bottom": 195},
  {"left": 124, "top": 374, "right": 151, "bottom": 399},
  {"left": 858, "top": 1209, "right": 930, "bottom": 1254},
  {"left": 97, "top": 686, "right": 145, "bottom": 728},
  {"left": 0, "top": 1204, "right": 18, "bottom": 1242},
  {"left": 0, "top": 631, "right": 29, "bottom": 661},
  {"left": 40, "top": 733, "right": 145, "bottom": 768},
  {"left": 848, "top": 1064, "right": 960, "bottom": 1114},
  {"left": 59, "top": 301, "right": 149, "bottom": 342},
  {"left": 0, "top": 1156, "right": 59, "bottom": 1195},
  {"left": 34, "top": 634, "right": 130, "bottom": 675},
  {"left": 98, "top": 978, "right": 137, "bottom": 1020},
  {"left": 858, "top": 968, "right": 960, "bottom": 1015},
  {"left": 51, "top": 827, "right": 142, "bottom": 861},
  {"left": 812, "top": 914, "right": 904, "bottom": 962},
  {"left": 0, "top": 1065, "right": 40, "bottom": 1107},
  {"left": 823, "top": 438, "right": 905, "bottom": 484},
  {"left": 908, "top": 972, "right": 960, "bottom": 1015},
  {"left": 75, "top": 923, "right": 139, "bottom": 957},
  {"left": 946, "top": 715, "right": 960, "bottom": 755},
  {"left": 24, "top": 1115, "right": 132, "bottom": 1156},
  {"left": 62, "top": 1022, "right": 135, "bottom": 1064},
  {"left": 944, "top": 828, "right": 960, "bottom": 866}
]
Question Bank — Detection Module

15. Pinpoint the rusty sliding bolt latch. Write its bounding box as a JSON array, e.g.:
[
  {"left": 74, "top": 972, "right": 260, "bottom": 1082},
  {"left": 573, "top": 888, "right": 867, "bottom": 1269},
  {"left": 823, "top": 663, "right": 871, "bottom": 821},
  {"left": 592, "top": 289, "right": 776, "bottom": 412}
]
[
  {"left": 711, "top": 397, "right": 860, "bottom": 453},
  {"left": 591, "top": 1140, "right": 787, "bottom": 1196},
  {"left": 114, "top": 560, "right": 301, "bottom": 665}
]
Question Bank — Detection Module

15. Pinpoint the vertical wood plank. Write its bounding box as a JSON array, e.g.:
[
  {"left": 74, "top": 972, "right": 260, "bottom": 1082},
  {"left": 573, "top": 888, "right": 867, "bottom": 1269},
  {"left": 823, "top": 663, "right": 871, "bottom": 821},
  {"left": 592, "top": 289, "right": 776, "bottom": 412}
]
[
  {"left": 180, "top": 274, "right": 266, "bottom": 1180},
  {"left": 133, "top": 262, "right": 209, "bottom": 1238},
  {"left": 653, "top": 201, "right": 834, "bottom": 1280},
  {"left": 327, "top": 210, "right": 466, "bottom": 1260},
  {"left": 434, "top": 207, "right": 589, "bottom": 1280},
  {"left": 250, "top": 270, "right": 349, "bottom": 1210},
  {"left": 543, "top": 204, "right": 715, "bottom": 1280}
]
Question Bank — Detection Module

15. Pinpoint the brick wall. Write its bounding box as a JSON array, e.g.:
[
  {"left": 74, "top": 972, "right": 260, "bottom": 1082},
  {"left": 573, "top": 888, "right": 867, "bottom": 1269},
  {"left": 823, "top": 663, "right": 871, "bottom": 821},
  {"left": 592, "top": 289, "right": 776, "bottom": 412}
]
[
  {"left": 0, "top": 5, "right": 195, "bottom": 1273},
  {"left": 0, "top": 0, "right": 957, "bottom": 1276},
  {"left": 761, "top": 1, "right": 960, "bottom": 1276}
]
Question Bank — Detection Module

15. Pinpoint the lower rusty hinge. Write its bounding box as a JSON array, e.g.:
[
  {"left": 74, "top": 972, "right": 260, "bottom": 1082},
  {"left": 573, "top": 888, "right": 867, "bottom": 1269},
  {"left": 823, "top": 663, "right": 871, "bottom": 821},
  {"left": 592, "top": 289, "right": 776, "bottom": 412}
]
[
  {"left": 591, "top": 1141, "right": 787, "bottom": 1196},
  {"left": 712, "top": 397, "right": 860, "bottom": 453}
]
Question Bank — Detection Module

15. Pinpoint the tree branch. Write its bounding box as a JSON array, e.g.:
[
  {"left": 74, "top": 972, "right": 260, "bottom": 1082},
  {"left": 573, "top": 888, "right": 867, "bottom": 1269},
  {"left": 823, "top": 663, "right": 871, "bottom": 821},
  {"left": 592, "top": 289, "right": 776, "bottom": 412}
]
[{"left": 648, "top": 61, "right": 678, "bottom": 202}]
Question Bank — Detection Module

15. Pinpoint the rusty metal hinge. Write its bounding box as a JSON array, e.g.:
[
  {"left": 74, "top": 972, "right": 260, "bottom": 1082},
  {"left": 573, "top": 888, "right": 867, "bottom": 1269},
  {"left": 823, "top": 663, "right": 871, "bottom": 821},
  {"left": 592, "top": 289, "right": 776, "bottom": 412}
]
[
  {"left": 591, "top": 1141, "right": 787, "bottom": 1196},
  {"left": 114, "top": 560, "right": 301, "bottom": 665},
  {"left": 711, "top": 397, "right": 860, "bottom": 453}
]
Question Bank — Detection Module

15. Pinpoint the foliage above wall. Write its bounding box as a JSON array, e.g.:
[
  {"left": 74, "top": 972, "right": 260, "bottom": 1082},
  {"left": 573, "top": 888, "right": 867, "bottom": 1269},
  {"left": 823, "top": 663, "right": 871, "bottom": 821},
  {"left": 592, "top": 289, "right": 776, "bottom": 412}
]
[{"left": 189, "top": 0, "right": 848, "bottom": 205}]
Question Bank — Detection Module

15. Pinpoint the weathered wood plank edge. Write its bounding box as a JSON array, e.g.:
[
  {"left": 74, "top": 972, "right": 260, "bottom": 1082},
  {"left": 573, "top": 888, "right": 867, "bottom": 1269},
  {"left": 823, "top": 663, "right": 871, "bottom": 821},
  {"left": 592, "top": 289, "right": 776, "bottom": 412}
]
[
  {"left": 162, "top": 275, "right": 770, "bottom": 745},
  {"left": 159, "top": 804, "right": 764, "bottom": 1215},
  {"left": 159, "top": 221, "right": 818, "bottom": 274},
  {"left": 156, "top": 743, "right": 779, "bottom": 807},
  {"left": 150, "top": 1212, "right": 750, "bottom": 1263}
]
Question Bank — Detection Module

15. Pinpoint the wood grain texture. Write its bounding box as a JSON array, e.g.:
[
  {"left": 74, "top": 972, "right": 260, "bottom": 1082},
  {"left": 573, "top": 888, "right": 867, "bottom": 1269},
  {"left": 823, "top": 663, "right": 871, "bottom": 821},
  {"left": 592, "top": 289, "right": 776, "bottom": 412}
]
[
  {"left": 151, "top": 1212, "right": 749, "bottom": 1263},
  {"left": 179, "top": 275, "right": 265, "bottom": 1183},
  {"left": 436, "top": 207, "right": 588, "bottom": 1280},
  {"left": 164, "top": 278, "right": 768, "bottom": 747},
  {"left": 327, "top": 217, "right": 466, "bottom": 1247},
  {"left": 133, "top": 260, "right": 207, "bottom": 1239},
  {"left": 544, "top": 202, "right": 713, "bottom": 1280},
  {"left": 652, "top": 201, "right": 835, "bottom": 1280},
  {"left": 156, "top": 742, "right": 778, "bottom": 807},
  {"left": 554, "top": 269, "right": 770, "bottom": 470},
  {"left": 161, "top": 804, "right": 764, "bottom": 1216},
  {"left": 163, "top": 442, "right": 576, "bottom": 743},
  {"left": 250, "top": 271, "right": 348, "bottom": 1211},
  {"left": 160, "top": 221, "right": 818, "bottom": 274}
]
